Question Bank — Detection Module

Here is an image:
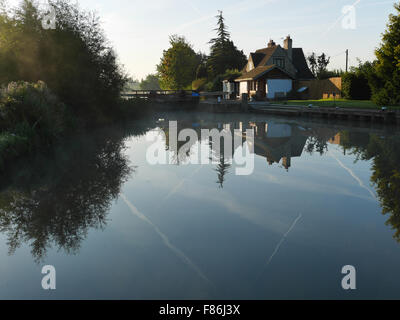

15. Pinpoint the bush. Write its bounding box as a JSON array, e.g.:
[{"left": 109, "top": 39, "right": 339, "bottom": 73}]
[
  {"left": 0, "top": 0, "right": 127, "bottom": 123},
  {"left": 0, "top": 133, "right": 29, "bottom": 170},
  {"left": 192, "top": 78, "right": 207, "bottom": 91},
  {"left": 0, "top": 81, "right": 69, "bottom": 143},
  {"left": 342, "top": 72, "right": 372, "bottom": 100}
]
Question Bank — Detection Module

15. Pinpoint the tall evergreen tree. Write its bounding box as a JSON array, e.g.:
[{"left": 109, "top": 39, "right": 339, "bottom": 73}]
[
  {"left": 371, "top": 2, "right": 400, "bottom": 105},
  {"left": 207, "top": 11, "right": 246, "bottom": 79},
  {"left": 209, "top": 10, "right": 230, "bottom": 45}
]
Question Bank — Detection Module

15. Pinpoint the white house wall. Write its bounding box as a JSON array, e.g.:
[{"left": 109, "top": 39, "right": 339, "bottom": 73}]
[
  {"left": 239, "top": 82, "right": 248, "bottom": 96},
  {"left": 266, "top": 79, "right": 292, "bottom": 99},
  {"left": 222, "top": 81, "right": 228, "bottom": 93},
  {"left": 265, "top": 123, "right": 292, "bottom": 138}
]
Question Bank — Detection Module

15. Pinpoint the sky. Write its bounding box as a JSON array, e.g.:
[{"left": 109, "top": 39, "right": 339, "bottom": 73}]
[{"left": 6, "top": 0, "right": 399, "bottom": 79}]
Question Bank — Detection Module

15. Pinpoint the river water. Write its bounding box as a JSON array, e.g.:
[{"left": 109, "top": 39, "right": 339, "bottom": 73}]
[{"left": 1, "top": 112, "right": 400, "bottom": 299}]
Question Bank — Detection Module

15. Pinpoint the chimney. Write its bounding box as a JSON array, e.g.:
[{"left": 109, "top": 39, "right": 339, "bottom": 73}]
[
  {"left": 282, "top": 157, "right": 291, "bottom": 170},
  {"left": 284, "top": 35, "right": 293, "bottom": 61},
  {"left": 267, "top": 39, "right": 276, "bottom": 48}
]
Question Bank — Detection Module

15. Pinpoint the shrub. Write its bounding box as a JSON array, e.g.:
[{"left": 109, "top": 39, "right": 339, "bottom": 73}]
[
  {"left": 0, "top": 0, "right": 127, "bottom": 123},
  {"left": 0, "top": 81, "right": 69, "bottom": 143},
  {"left": 192, "top": 78, "right": 207, "bottom": 91},
  {"left": 342, "top": 72, "right": 372, "bottom": 100},
  {"left": 0, "top": 133, "right": 29, "bottom": 170}
]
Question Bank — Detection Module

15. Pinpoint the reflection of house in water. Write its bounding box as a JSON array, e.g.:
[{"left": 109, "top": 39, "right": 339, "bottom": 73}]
[
  {"left": 252, "top": 122, "right": 308, "bottom": 170},
  {"left": 329, "top": 133, "right": 342, "bottom": 145},
  {"left": 158, "top": 119, "right": 309, "bottom": 171}
]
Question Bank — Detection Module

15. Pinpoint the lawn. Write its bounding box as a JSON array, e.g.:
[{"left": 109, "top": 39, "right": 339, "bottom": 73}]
[{"left": 283, "top": 99, "right": 400, "bottom": 110}]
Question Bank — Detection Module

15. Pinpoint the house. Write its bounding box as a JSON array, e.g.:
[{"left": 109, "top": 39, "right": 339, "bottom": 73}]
[{"left": 226, "top": 36, "right": 314, "bottom": 100}]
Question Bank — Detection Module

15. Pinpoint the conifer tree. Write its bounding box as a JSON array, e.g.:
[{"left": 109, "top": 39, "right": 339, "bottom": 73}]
[
  {"left": 371, "top": 2, "right": 400, "bottom": 105},
  {"left": 207, "top": 11, "right": 246, "bottom": 79}
]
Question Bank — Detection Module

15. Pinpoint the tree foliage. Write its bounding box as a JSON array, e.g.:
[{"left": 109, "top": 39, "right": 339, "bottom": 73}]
[
  {"left": 342, "top": 60, "right": 374, "bottom": 100},
  {"left": 0, "top": 0, "right": 127, "bottom": 122},
  {"left": 157, "top": 35, "right": 200, "bottom": 90},
  {"left": 371, "top": 2, "right": 400, "bottom": 105},
  {"left": 140, "top": 74, "right": 161, "bottom": 90},
  {"left": 209, "top": 10, "right": 230, "bottom": 45},
  {"left": 206, "top": 11, "right": 247, "bottom": 79},
  {"left": 307, "top": 52, "right": 331, "bottom": 79}
]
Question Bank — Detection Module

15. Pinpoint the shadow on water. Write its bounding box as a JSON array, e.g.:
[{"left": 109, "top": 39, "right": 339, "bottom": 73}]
[
  {"left": 1, "top": 112, "right": 400, "bottom": 263},
  {"left": 339, "top": 130, "right": 400, "bottom": 241},
  {"left": 0, "top": 120, "right": 155, "bottom": 262}
]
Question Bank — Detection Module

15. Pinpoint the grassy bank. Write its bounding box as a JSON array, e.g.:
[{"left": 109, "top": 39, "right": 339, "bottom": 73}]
[{"left": 283, "top": 99, "right": 400, "bottom": 110}]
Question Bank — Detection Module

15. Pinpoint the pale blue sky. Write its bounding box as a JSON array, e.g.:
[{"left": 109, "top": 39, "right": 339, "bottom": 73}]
[{"left": 8, "top": 0, "right": 399, "bottom": 79}]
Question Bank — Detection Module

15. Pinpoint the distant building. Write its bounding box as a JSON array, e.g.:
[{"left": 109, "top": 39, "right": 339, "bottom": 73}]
[
  {"left": 235, "top": 36, "right": 314, "bottom": 99},
  {"left": 232, "top": 36, "right": 314, "bottom": 99}
]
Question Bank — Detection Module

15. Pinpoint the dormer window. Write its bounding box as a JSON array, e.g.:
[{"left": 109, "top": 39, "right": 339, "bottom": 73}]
[{"left": 273, "top": 58, "right": 285, "bottom": 69}]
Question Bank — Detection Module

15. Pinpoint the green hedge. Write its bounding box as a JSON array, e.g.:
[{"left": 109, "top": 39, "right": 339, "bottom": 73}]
[{"left": 342, "top": 72, "right": 372, "bottom": 100}]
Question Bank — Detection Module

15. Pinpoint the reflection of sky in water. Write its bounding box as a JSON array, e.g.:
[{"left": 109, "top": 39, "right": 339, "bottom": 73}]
[{"left": 1, "top": 115, "right": 400, "bottom": 300}]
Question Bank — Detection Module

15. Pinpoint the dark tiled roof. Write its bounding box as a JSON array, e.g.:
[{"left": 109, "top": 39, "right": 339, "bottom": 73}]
[
  {"left": 236, "top": 65, "right": 275, "bottom": 81},
  {"left": 235, "top": 65, "right": 293, "bottom": 81},
  {"left": 292, "top": 48, "right": 315, "bottom": 80},
  {"left": 240, "top": 45, "right": 314, "bottom": 80},
  {"left": 254, "top": 47, "right": 277, "bottom": 67},
  {"left": 250, "top": 52, "right": 265, "bottom": 67},
  {"left": 241, "top": 47, "right": 277, "bottom": 73}
]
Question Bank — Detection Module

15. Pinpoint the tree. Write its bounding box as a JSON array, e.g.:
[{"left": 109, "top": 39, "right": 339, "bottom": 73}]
[
  {"left": 307, "top": 52, "right": 331, "bottom": 79},
  {"left": 195, "top": 53, "right": 208, "bottom": 79},
  {"left": 157, "top": 35, "right": 200, "bottom": 90},
  {"left": 140, "top": 74, "right": 161, "bottom": 90},
  {"left": 307, "top": 53, "right": 317, "bottom": 77},
  {"left": 342, "top": 59, "right": 374, "bottom": 100},
  {"left": 371, "top": 2, "right": 400, "bottom": 105},
  {"left": 317, "top": 53, "right": 330, "bottom": 77},
  {"left": 209, "top": 10, "right": 230, "bottom": 45},
  {"left": 207, "top": 11, "right": 247, "bottom": 79},
  {"left": 0, "top": 0, "right": 127, "bottom": 122},
  {"left": 205, "top": 69, "right": 242, "bottom": 92},
  {"left": 124, "top": 77, "right": 141, "bottom": 91}
]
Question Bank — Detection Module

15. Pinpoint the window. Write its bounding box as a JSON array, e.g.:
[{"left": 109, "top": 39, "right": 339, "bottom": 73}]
[
  {"left": 273, "top": 58, "right": 285, "bottom": 69},
  {"left": 248, "top": 81, "right": 257, "bottom": 91}
]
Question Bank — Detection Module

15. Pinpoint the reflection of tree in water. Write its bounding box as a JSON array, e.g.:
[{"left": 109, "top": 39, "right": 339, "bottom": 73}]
[
  {"left": 304, "top": 126, "right": 338, "bottom": 156},
  {"left": 0, "top": 124, "right": 150, "bottom": 262},
  {"left": 215, "top": 156, "right": 231, "bottom": 188},
  {"left": 161, "top": 121, "right": 199, "bottom": 165},
  {"left": 305, "top": 136, "right": 328, "bottom": 155},
  {"left": 339, "top": 131, "right": 400, "bottom": 242}
]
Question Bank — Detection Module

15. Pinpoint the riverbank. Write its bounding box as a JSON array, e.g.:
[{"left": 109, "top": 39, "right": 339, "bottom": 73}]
[
  {"left": 250, "top": 104, "right": 399, "bottom": 124},
  {"left": 197, "top": 99, "right": 400, "bottom": 125},
  {"left": 285, "top": 99, "right": 400, "bottom": 110}
]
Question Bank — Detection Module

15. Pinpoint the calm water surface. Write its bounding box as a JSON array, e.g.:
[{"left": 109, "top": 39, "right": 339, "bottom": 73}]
[{"left": 1, "top": 112, "right": 400, "bottom": 299}]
